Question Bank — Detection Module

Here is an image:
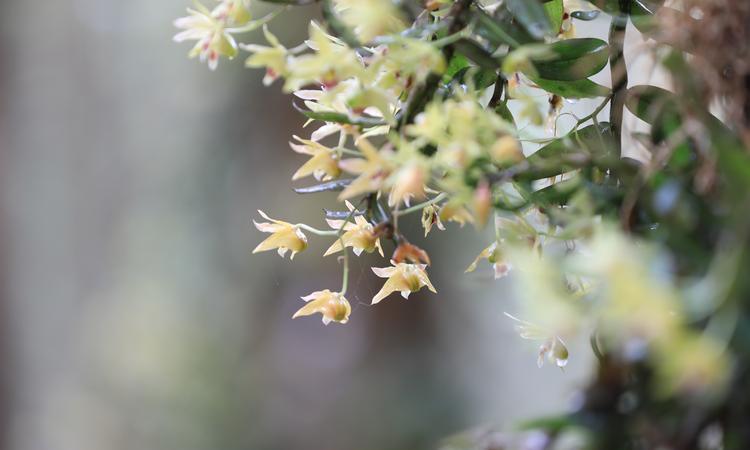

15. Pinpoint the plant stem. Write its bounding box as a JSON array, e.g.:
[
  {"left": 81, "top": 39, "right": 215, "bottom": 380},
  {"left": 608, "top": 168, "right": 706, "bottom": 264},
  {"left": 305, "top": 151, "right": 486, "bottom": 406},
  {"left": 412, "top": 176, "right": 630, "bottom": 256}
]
[
  {"left": 608, "top": 1, "right": 630, "bottom": 149},
  {"left": 296, "top": 224, "right": 339, "bottom": 236},
  {"left": 575, "top": 94, "right": 612, "bottom": 128},
  {"left": 397, "top": 0, "right": 474, "bottom": 129},
  {"left": 393, "top": 193, "right": 448, "bottom": 217}
]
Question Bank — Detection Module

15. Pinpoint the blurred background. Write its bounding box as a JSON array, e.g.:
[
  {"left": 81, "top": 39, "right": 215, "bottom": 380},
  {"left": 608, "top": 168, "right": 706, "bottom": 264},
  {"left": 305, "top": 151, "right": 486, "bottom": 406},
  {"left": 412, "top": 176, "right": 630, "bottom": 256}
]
[{"left": 0, "top": 2, "right": 663, "bottom": 449}]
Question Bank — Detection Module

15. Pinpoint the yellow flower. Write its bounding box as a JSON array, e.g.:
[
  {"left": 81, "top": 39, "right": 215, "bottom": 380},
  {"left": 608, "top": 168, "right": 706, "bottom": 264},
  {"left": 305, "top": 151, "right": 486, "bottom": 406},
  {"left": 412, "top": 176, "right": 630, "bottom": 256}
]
[
  {"left": 504, "top": 313, "right": 569, "bottom": 368},
  {"left": 332, "top": 0, "right": 406, "bottom": 43},
  {"left": 243, "top": 25, "right": 289, "bottom": 86},
  {"left": 173, "top": 3, "right": 238, "bottom": 70},
  {"left": 289, "top": 135, "right": 341, "bottom": 181},
  {"left": 371, "top": 262, "right": 437, "bottom": 304},
  {"left": 284, "top": 22, "right": 363, "bottom": 92},
  {"left": 338, "top": 137, "right": 392, "bottom": 200},
  {"left": 465, "top": 241, "right": 511, "bottom": 279},
  {"left": 292, "top": 289, "right": 351, "bottom": 325},
  {"left": 439, "top": 202, "right": 474, "bottom": 227},
  {"left": 388, "top": 163, "right": 428, "bottom": 207},
  {"left": 324, "top": 202, "right": 384, "bottom": 257},
  {"left": 421, "top": 204, "right": 445, "bottom": 236},
  {"left": 490, "top": 135, "right": 524, "bottom": 165},
  {"left": 215, "top": 0, "right": 252, "bottom": 24},
  {"left": 252, "top": 210, "right": 308, "bottom": 259}
]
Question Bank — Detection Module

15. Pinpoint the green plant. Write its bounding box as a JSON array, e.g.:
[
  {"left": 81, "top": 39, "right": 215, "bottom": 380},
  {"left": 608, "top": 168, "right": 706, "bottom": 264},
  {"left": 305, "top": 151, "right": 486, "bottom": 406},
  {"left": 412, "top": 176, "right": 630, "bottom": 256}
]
[{"left": 174, "top": 1, "right": 750, "bottom": 448}]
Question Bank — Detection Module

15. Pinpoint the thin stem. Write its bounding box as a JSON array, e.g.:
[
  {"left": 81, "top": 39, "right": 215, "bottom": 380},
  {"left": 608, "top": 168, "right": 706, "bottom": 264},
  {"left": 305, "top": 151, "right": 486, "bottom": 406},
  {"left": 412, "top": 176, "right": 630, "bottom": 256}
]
[
  {"left": 608, "top": 2, "right": 630, "bottom": 148},
  {"left": 225, "top": 7, "right": 286, "bottom": 33},
  {"left": 296, "top": 224, "right": 338, "bottom": 236},
  {"left": 575, "top": 95, "right": 612, "bottom": 129},
  {"left": 393, "top": 192, "right": 448, "bottom": 217},
  {"left": 337, "top": 199, "right": 366, "bottom": 294},
  {"left": 431, "top": 26, "right": 472, "bottom": 48}
]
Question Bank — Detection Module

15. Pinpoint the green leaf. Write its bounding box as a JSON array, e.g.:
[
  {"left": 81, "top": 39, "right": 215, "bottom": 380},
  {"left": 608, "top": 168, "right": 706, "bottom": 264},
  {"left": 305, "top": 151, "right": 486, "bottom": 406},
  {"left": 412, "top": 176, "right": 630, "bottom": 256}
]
[
  {"left": 625, "top": 85, "right": 750, "bottom": 189},
  {"left": 530, "top": 76, "right": 610, "bottom": 98},
  {"left": 518, "top": 414, "right": 575, "bottom": 434},
  {"left": 472, "top": 9, "right": 525, "bottom": 49},
  {"left": 494, "top": 101, "right": 516, "bottom": 129},
  {"left": 544, "top": 0, "right": 564, "bottom": 34},
  {"left": 529, "top": 38, "right": 609, "bottom": 81},
  {"left": 524, "top": 123, "right": 618, "bottom": 178},
  {"left": 259, "top": 0, "right": 318, "bottom": 4},
  {"left": 453, "top": 39, "right": 499, "bottom": 69},
  {"left": 294, "top": 179, "right": 353, "bottom": 194},
  {"left": 505, "top": 0, "right": 554, "bottom": 39},
  {"left": 293, "top": 103, "right": 385, "bottom": 127},
  {"left": 571, "top": 10, "right": 601, "bottom": 20},
  {"left": 443, "top": 54, "right": 471, "bottom": 82}
]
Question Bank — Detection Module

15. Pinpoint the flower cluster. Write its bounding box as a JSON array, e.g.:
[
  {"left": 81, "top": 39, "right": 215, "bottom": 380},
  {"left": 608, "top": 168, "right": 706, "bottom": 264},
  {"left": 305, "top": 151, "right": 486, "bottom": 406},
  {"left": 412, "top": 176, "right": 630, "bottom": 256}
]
[{"left": 176, "top": 0, "right": 744, "bottom": 421}]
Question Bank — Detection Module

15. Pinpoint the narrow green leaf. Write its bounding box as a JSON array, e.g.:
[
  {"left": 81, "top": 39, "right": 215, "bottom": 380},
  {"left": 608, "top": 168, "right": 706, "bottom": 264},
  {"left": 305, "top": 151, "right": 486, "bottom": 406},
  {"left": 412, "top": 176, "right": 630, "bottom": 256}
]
[
  {"left": 524, "top": 123, "right": 618, "bottom": 178},
  {"left": 259, "top": 0, "right": 318, "bottom": 4},
  {"left": 294, "top": 179, "right": 352, "bottom": 194},
  {"left": 571, "top": 10, "right": 600, "bottom": 20},
  {"left": 530, "top": 77, "right": 610, "bottom": 98},
  {"left": 443, "top": 54, "right": 471, "bottom": 83},
  {"left": 505, "top": 0, "right": 554, "bottom": 39},
  {"left": 544, "top": 0, "right": 565, "bottom": 34},
  {"left": 293, "top": 103, "right": 385, "bottom": 126},
  {"left": 453, "top": 39, "right": 499, "bottom": 69},
  {"left": 494, "top": 101, "right": 516, "bottom": 129},
  {"left": 529, "top": 38, "right": 609, "bottom": 81}
]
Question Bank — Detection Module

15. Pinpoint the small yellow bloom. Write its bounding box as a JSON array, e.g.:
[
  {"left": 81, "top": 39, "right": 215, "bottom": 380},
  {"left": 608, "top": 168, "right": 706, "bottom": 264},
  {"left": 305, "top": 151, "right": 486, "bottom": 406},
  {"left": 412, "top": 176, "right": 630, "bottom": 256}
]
[
  {"left": 421, "top": 204, "right": 445, "bottom": 236},
  {"left": 173, "top": 3, "right": 238, "bottom": 71},
  {"left": 465, "top": 242, "right": 511, "bottom": 279},
  {"left": 371, "top": 261, "right": 437, "bottom": 304},
  {"left": 252, "top": 210, "right": 308, "bottom": 259},
  {"left": 289, "top": 135, "right": 341, "bottom": 181},
  {"left": 332, "top": 0, "right": 406, "bottom": 43},
  {"left": 439, "top": 202, "right": 474, "bottom": 227},
  {"left": 388, "top": 163, "right": 428, "bottom": 207},
  {"left": 324, "top": 202, "right": 384, "bottom": 257},
  {"left": 338, "top": 137, "right": 392, "bottom": 200},
  {"left": 293, "top": 289, "right": 351, "bottom": 325},
  {"left": 490, "top": 135, "right": 524, "bottom": 165},
  {"left": 243, "top": 25, "right": 289, "bottom": 86},
  {"left": 215, "top": 0, "right": 252, "bottom": 24},
  {"left": 284, "top": 22, "right": 363, "bottom": 92}
]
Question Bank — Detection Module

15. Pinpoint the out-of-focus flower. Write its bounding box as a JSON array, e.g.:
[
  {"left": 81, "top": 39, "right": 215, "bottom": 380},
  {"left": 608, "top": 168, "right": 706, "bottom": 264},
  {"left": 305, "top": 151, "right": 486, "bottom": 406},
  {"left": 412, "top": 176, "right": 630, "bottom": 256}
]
[
  {"left": 421, "top": 204, "right": 446, "bottom": 236},
  {"left": 252, "top": 210, "right": 308, "bottom": 258},
  {"left": 439, "top": 202, "right": 475, "bottom": 227},
  {"left": 243, "top": 25, "right": 289, "bottom": 85},
  {"left": 371, "top": 262, "right": 437, "bottom": 304},
  {"left": 338, "top": 137, "right": 392, "bottom": 200},
  {"left": 388, "top": 162, "right": 428, "bottom": 207},
  {"left": 215, "top": 0, "right": 252, "bottom": 24},
  {"left": 473, "top": 180, "right": 492, "bottom": 227},
  {"left": 332, "top": 0, "right": 406, "bottom": 43},
  {"left": 289, "top": 135, "right": 341, "bottom": 181},
  {"left": 392, "top": 242, "right": 431, "bottom": 265},
  {"left": 293, "top": 289, "right": 351, "bottom": 324},
  {"left": 490, "top": 135, "right": 524, "bottom": 165},
  {"left": 465, "top": 241, "right": 511, "bottom": 279},
  {"left": 324, "top": 202, "right": 384, "bottom": 257},
  {"left": 284, "top": 22, "right": 363, "bottom": 91},
  {"left": 505, "top": 313, "right": 569, "bottom": 368},
  {"left": 377, "top": 37, "right": 445, "bottom": 84},
  {"left": 173, "top": 3, "right": 238, "bottom": 70},
  {"left": 656, "top": 333, "right": 729, "bottom": 397}
]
